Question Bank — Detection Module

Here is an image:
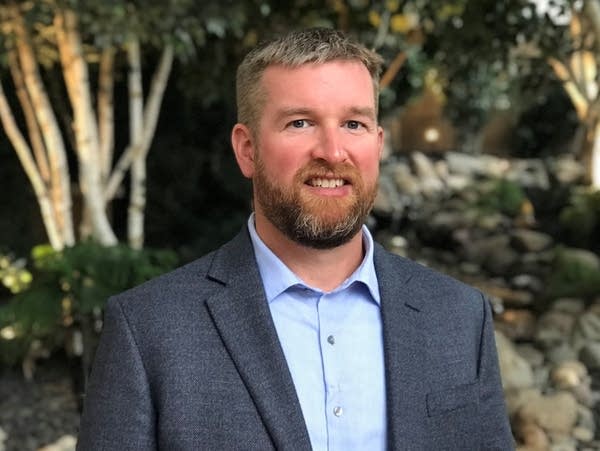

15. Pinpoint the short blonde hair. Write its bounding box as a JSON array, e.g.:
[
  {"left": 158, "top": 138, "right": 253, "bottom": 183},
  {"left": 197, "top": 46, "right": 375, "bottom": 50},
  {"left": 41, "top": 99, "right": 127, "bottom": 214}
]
[{"left": 236, "top": 28, "right": 384, "bottom": 131}]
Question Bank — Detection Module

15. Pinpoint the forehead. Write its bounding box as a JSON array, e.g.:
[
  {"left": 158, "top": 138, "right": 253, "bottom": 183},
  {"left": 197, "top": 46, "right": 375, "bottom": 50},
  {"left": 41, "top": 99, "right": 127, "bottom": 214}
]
[{"left": 259, "top": 61, "right": 376, "bottom": 114}]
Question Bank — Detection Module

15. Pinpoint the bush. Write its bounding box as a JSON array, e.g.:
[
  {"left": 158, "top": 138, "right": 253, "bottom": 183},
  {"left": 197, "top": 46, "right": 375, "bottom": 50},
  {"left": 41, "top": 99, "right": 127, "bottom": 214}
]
[
  {"left": 543, "top": 246, "right": 600, "bottom": 301},
  {"left": 559, "top": 187, "right": 600, "bottom": 249},
  {"left": 0, "top": 242, "right": 177, "bottom": 367},
  {"left": 476, "top": 178, "right": 527, "bottom": 217}
]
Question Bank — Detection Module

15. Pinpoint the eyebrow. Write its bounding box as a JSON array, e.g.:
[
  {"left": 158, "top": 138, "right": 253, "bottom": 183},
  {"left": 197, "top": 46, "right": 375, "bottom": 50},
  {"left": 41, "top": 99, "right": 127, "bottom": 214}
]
[{"left": 275, "top": 106, "right": 376, "bottom": 122}]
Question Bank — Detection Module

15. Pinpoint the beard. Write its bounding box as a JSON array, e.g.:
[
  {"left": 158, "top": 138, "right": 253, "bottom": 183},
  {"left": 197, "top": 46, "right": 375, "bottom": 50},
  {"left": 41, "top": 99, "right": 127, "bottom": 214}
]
[{"left": 253, "top": 157, "right": 377, "bottom": 249}]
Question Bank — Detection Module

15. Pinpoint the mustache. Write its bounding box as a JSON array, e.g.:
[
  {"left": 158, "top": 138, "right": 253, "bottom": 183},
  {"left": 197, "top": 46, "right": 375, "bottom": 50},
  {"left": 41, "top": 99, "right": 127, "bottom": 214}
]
[{"left": 296, "top": 161, "right": 360, "bottom": 183}]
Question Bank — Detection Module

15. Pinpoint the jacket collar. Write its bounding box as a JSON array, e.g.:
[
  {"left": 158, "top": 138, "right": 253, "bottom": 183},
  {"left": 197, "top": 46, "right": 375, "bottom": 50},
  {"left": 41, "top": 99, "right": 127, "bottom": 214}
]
[{"left": 205, "top": 228, "right": 312, "bottom": 450}]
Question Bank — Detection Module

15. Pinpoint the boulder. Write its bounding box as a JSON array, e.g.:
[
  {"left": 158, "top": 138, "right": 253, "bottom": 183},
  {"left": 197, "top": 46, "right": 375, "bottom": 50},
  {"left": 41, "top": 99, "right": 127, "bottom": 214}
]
[
  {"left": 511, "top": 229, "right": 554, "bottom": 253},
  {"left": 579, "top": 342, "right": 600, "bottom": 370},
  {"left": 517, "top": 392, "right": 578, "bottom": 435},
  {"left": 496, "top": 331, "right": 535, "bottom": 390},
  {"left": 550, "top": 360, "right": 588, "bottom": 390},
  {"left": 535, "top": 311, "right": 577, "bottom": 349}
]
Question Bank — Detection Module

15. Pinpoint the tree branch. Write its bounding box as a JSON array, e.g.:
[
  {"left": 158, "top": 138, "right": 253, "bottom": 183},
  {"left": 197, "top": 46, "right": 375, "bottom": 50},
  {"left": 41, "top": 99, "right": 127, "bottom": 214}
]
[
  {"left": 98, "top": 46, "right": 115, "bottom": 183},
  {"left": 10, "top": 3, "right": 75, "bottom": 247},
  {"left": 0, "top": 81, "right": 63, "bottom": 250}
]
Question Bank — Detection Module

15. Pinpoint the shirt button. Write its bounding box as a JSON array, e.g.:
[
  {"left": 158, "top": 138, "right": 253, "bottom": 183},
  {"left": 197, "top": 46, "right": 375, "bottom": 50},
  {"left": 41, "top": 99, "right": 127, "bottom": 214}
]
[
  {"left": 327, "top": 335, "right": 335, "bottom": 345},
  {"left": 333, "top": 406, "right": 343, "bottom": 417}
]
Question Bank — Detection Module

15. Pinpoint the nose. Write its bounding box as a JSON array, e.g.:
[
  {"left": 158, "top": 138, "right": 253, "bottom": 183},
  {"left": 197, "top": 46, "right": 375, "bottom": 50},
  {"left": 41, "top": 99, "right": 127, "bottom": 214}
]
[{"left": 312, "top": 126, "right": 347, "bottom": 163}]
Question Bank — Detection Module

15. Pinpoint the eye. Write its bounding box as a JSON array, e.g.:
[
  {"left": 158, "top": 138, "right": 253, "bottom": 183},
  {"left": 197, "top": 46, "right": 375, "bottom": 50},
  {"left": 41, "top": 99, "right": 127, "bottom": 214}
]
[
  {"left": 346, "top": 120, "right": 365, "bottom": 130},
  {"left": 290, "top": 119, "right": 309, "bottom": 128}
]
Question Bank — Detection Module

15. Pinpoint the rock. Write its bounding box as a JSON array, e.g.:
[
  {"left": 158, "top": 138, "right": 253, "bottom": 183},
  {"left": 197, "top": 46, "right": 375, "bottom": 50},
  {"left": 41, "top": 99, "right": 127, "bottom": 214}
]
[
  {"left": 38, "top": 435, "right": 77, "bottom": 451},
  {"left": 558, "top": 248, "right": 600, "bottom": 270},
  {"left": 551, "top": 298, "right": 586, "bottom": 316},
  {"left": 434, "top": 159, "right": 449, "bottom": 180},
  {"left": 546, "top": 343, "right": 578, "bottom": 365},
  {"left": 573, "top": 311, "right": 600, "bottom": 343},
  {"left": 496, "top": 309, "right": 537, "bottom": 341},
  {"left": 496, "top": 331, "right": 535, "bottom": 390},
  {"left": 572, "top": 425, "right": 594, "bottom": 442},
  {"left": 374, "top": 174, "right": 405, "bottom": 216},
  {"left": 535, "top": 311, "right": 577, "bottom": 349},
  {"left": 476, "top": 212, "right": 510, "bottom": 231},
  {"left": 550, "top": 360, "right": 588, "bottom": 390},
  {"left": 391, "top": 161, "right": 421, "bottom": 196},
  {"left": 547, "top": 436, "right": 577, "bottom": 451},
  {"left": 446, "top": 173, "right": 471, "bottom": 191},
  {"left": 511, "top": 229, "right": 554, "bottom": 252},
  {"left": 485, "top": 249, "right": 521, "bottom": 276},
  {"left": 511, "top": 274, "right": 544, "bottom": 293},
  {"left": 505, "top": 388, "right": 542, "bottom": 416},
  {"left": 458, "top": 261, "right": 481, "bottom": 275},
  {"left": 517, "top": 392, "right": 578, "bottom": 435},
  {"left": 0, "top": 427, "right": 6, "bottom": 451},
  {"left": 576, "top": 405, "right": 596, "bottom": 439},
  {"left": 547, "top": 155, "right": 584, "bottom": 185},
  {"left": 411, "top": 152, "right": 444, "bottom": 196},
  {"left": 463, "top": 234, "right": 520, "bottom": 275},
  {"left": 516, "top": 421, "right": 549, "bottom": 450},
  {"left": 509, "top": 159, "right": 551, "bottom": 190},
  {"left": 579, "top": 342, "right": 600, "bottom": 370},
  {"left": 445, "top": 151, "right": 509, "bottom": 177},
  {"left": 516, "top": 344, "right": 545, "bottom": 367}
]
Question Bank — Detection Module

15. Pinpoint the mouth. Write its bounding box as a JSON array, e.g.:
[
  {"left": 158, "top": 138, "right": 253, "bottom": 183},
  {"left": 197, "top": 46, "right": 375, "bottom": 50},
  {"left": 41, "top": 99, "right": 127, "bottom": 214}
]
[{"left": 307, "top": 177, "right": 347, "bottom": 188}]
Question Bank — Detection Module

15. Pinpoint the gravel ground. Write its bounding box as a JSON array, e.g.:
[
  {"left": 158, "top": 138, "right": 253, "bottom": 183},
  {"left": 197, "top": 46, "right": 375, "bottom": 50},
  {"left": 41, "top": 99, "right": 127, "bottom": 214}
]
[{"left": 0, "top": 356, "right": 79, "bottom": 451}]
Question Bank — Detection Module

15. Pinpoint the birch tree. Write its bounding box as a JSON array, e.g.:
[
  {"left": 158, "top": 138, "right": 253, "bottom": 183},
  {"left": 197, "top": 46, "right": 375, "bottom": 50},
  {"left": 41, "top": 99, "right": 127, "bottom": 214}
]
[{"left": 0, "top": 0, "right": 222, "bottom": 250}]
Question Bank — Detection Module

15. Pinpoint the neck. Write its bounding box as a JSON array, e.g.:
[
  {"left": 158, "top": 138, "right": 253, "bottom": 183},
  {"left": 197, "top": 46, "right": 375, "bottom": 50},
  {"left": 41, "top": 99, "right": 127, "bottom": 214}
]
[{"left": 254, "top": 214, "right": 365, "bottom": 292}]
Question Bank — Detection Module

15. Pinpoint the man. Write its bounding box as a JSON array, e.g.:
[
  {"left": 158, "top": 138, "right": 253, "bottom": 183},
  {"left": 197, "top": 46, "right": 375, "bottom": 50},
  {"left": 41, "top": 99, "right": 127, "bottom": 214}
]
[{"left": 77, "top": 28, "right": 514, "bottom": 450}]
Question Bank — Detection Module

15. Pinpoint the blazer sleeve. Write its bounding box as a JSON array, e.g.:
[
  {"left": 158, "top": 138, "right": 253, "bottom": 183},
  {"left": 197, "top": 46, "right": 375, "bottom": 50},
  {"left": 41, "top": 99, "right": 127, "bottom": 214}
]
[
  {"left": 478, "top": 293, "right": 515, "bottom": 450},
  {"left": 77, "top": 297, "right": 157, "bottom": 451}
]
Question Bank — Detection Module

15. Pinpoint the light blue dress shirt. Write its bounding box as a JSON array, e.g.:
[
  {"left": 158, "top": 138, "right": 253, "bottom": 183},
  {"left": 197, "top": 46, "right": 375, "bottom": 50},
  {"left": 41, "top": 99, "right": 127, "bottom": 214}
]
[{"left": 247, "top": 216, "right": 387, "bottom": 451}]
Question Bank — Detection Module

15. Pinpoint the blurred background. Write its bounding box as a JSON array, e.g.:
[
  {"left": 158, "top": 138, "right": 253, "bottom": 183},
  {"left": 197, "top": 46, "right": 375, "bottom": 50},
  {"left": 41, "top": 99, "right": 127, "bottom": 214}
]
[{"left": 1, "top": 0, "right": 600, "bottom": 449}]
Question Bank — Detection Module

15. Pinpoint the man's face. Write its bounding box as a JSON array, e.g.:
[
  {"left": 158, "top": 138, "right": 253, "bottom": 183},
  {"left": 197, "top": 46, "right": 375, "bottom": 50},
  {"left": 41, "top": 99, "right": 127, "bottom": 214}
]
[{"left": 237, "top": 60, "right": 383, "bottom": 249}]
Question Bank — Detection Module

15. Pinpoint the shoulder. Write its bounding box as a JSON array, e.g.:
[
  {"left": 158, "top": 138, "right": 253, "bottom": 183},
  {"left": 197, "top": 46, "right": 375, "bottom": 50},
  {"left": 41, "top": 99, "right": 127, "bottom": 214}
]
[
  {"left": 373, "top": 242, "right": 486, "bottom": 315},
  {"left": 106, "top": 250, "right": 219, "bottom": 315},
  {"left": 107, "top": 227, "right": 255, "bottom": 319}
]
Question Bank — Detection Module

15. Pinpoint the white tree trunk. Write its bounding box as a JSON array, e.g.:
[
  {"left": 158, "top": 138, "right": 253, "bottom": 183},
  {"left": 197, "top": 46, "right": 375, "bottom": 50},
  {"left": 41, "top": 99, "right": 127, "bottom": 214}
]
[
  {"left": 54, "top": 9, "right": 117, "bottom": 245},
  {"left": 98, "top": 47, "right": 115, "bottom": 184},
  {"left": 7, "top": 50, "right": 50, "bottom": 184},
  {"left": 0, "top": 83, "right": 63, "bottom": 250},
  {"left": 126, "top": 38, "right": 145, "bottom": 249},
  {"left": 126, "top": 42, "right": 174, "bottom": 249},
  {"left": 11, "top": 5, "right": 75, "bottom": 248},
  {"left": 591, "top": 120, "right": 600, "bottom": 188}
]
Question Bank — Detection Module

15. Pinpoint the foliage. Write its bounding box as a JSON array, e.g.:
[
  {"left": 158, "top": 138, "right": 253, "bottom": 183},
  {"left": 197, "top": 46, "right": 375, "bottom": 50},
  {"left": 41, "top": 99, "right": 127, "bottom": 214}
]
[
  {"left": 544, "top": 245, "right": 600, "bottom": 300},
  {"left": 475, "top": 178, "right": 527, "bottom": 217},
  {"left": 0, "top": 252, "right": 32, "bottom": 294},
  {"left": 559, "top": 187, "right": 600, "bottom": 248},
  {"left": 0, "top": 241, "right": 177, "bottom": 366}
]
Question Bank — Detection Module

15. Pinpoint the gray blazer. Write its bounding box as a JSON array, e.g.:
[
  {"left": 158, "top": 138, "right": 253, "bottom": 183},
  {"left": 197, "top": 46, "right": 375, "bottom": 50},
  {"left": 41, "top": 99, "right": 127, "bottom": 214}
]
[{"left": 77, "top": 228, "right": 514, "bottom": 450}]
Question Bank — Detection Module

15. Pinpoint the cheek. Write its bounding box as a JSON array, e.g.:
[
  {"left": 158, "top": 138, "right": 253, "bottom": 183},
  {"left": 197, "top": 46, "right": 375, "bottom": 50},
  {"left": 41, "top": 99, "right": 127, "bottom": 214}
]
[
  {"left": 355, "top": 153, "right": 380, "bottom": 180},
  {"left": 260, "top": 140, "right": 308, "bottom": 179}
]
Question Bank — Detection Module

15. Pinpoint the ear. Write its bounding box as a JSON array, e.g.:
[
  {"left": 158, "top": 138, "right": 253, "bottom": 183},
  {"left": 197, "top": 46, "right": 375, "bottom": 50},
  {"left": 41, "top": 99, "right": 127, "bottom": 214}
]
[
  {"left": 377, "top": 125, "right": 384, "bottom": 160},
  {"left": 231, "top": 123, "right": 256, "bottom": 178}
]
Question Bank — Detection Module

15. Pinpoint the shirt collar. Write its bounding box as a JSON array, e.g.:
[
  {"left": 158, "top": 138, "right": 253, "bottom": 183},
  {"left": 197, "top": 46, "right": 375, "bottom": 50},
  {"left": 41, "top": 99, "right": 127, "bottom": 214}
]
[{"left": 247, "top": 214, "right": 381, "bottom": 305}]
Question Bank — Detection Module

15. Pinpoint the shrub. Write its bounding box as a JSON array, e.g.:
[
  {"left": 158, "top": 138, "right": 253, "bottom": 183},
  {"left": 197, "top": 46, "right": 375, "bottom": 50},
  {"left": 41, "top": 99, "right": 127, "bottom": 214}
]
[
  {"left": 543, "top": 246, "right": 600, "bottom": 301},
  {"left": 0, "top": 242, "right": 177, "bottom": 368},
  {"left": 559, "top": 187, "right": 600, "bottom": 249},
  {"left": 476, "top": 178, "right": 527, "bottom": 217}
]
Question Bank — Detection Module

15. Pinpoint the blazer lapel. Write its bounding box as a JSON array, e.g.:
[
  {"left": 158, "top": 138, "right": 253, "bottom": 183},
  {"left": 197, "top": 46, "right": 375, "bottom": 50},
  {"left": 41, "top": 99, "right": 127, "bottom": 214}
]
[
  {"left": 204, "top": 229, "right": 312, "bottom": 451},
  {"left": 375, "top": 245, "right": 428, "bottom": 450}
]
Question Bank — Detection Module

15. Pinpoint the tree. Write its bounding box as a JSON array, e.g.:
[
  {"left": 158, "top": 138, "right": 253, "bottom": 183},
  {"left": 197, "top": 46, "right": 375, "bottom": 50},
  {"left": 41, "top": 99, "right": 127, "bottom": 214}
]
[
  {"left": 425, "top": 0, "right": 600, "bottom": 187},
  {"left": 0, "top": 0, "right": 245, "bottom": 250}
]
